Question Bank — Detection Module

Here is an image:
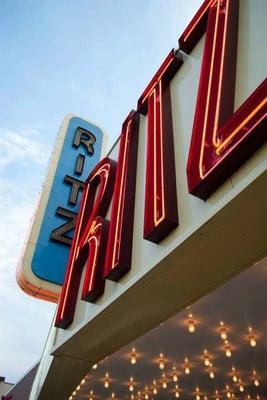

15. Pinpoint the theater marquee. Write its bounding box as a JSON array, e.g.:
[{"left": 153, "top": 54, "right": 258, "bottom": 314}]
[{"left": 23, "top": 1, "right": 267, "bottom": 399}]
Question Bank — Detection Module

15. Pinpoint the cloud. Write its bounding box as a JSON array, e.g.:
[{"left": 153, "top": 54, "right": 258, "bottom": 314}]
[
  {"left": 0, "top": 124, "right": 55, "bottom": 383},
  {"left": 0, "top": 125, "right": 49, "bottom": 172}
]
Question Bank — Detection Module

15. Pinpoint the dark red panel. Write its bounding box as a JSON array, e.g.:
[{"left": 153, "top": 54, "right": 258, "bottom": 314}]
[
  {"left": 104, "top": 111, "right": 140, "bottom": 281},
  {"left": 138, "top": 49, "right": 182, "bottom": 243},
  {"left": 185, "top": 0, "right": 267, "bottom": 199}
]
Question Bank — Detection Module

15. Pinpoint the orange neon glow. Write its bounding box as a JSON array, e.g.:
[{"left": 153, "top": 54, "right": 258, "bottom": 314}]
[
  {"left": 183, "top": 0, "right": 216, "bottom": 42},
  {"left": 60, "top": 162, "right": 112, "bottom": 320},
  {"left": 215, "top": 99, "right": 267, "bottom": 155},
  {"left": 141, "top": 56, "right": 173, "bottom": 104},
  {"left": 111, "top": 119, "right": 132, "bottom": 269},
  {"left": 87, "top": 228, "right": 101, "bottom": 292},
  {"left": 152, "top": 80, "right": 165, "bottom": 227},
  {"left": 212, "top": 0, "right": 229, "bottom": 147},
  {"left": 186, "top": 0, "right": 266, "bottom": 200},
  {"left": 199, "top": 0, "right": 226, "bottom": 178}
]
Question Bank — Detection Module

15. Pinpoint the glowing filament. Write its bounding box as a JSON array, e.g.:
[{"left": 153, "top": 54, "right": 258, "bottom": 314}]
[
  {"left": 195, "top": 386, "right": 201, "bottom": 400},
  {"left": 92, "top": 363, "right": 98, "bottom": 370},
  {"left": 184, "top": 357, "right": 190, "bottom": 374},
  {"left": 130, "top": 348, "right": 137, "bottom": 365},
  {"left": 232, "top": 367, "right": 238, "bottom": 383},
  {"left": 253, "top": 370, "right": 260, "bottom": 386},
  {"left": 187, "top": 313, "right": 196, "bottom": 333},
  {"left": 162, "top": 372, "right": 167, "bottom": 389},
  {"left": 209, "top": 363, "right": 215, "bottom": 379},
  {"left": 224, "top": 341, "right": 232, "bottom": 357},
  {"left": 175, "top": 385, "right": 180, "bottom": 398},
  {"left": 172, "top": 366, "right": 178, "bottom": 382},
  {"left": 129, "top": 377, "right": 134, "bottom": 392},
  {"left": 104, "top": 373, "right": 110, "bottom": 388},
  {"left": 226, "top": 385, "right": 231, "bottom": 399},
  {"left": 238, "top": 379, "right": 244, "bottom": 392},
  {"left": 219, "top": 321, "right": 227, "bottom": 340},
  {"left": 159, "top": 353, "right": 165, "bottom": 370},
  {"left": 248, "top": 327, "right": 257, "bottom": 347},
  {"left": 203, "top": 349, "right": 210, "bottom": 366}
]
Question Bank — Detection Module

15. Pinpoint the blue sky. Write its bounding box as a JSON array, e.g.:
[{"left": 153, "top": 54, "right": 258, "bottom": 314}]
[{"left": 0, "top": 0, "right": 202, "bottom": 383}]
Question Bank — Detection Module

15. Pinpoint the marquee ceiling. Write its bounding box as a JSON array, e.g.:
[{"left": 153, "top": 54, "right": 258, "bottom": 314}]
[{"left": 68, "top": 258, "right": 267, "bottom": 400}]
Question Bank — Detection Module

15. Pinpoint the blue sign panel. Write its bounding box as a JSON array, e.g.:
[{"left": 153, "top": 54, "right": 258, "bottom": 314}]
[{"left": 31, "top": 116, "right": 104, "bottom": 285}]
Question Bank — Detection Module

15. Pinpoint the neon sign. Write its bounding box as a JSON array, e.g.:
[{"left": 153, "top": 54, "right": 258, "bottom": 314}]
[
  {"left": 181, "top": 0, "right": 267, "bottom": 199},
  {"left": 56, "top": 0, "right": 266, "bottom": 328}
]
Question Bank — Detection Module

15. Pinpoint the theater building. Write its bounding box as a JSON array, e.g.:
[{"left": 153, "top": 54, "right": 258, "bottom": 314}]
[{"left": 15, "top": 0, "right": 267, "bottom": 399}]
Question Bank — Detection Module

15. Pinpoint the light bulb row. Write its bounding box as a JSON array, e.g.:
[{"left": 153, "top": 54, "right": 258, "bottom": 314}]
[{"left": 185, "top": 316, "right": 258, "bottom": 348}]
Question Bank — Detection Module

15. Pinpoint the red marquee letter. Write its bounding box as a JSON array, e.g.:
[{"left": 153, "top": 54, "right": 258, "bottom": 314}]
[
  {"left": 137, "top": 49, "right": 183, "bottom": 243},
  {"left": 55, "top": 158, "right": 116, "bottom": 328},
  {"left": 180, "top": 0, "right": 267, "bottom": 199},
  {"left": 104, "top": 111, "right": 140, "bottom": 281}
]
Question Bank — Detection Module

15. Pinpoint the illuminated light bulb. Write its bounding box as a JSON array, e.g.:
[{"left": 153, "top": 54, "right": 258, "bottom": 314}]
[
  {"left": 76, "top": 385, "right": 81, "bottom": 390},
  {"left": 152, "top": 380, "right": 157, "bottom": 395},
  {"left": 159, "top": 353, "right": 165, "bottom": 369},
  {"left": 111, "top": 393, "right": 115, "bottom": 399},
  {"left": 187, "top": 313, "right": 196, "bottom": 333},
  {"left": 172, "top": 366, "right": 178, "bottom": 382},
  {"left": 209, "top": 363, "right": 215, "bottom": 379},
  {"left": 129, "top": 377, "right": 134, "bottom": 392},
  {"left": 196, "top": 395, "right": 200, "bottom": 400},
  {"left": 89, "top": 390, "right": 94, "bottom": 400},
  {"left": 226, "top": 385, "right": 231, "bottom": 399},
  {"left": 224, "top": 340, "right": 232, "bottom": 357},
  {"left": 184, "top": 357, "right": 190, "bottom": 375},
  {"left": 130, "top": 348, "right": 137, "bottom": 365},
  {"left": 231, "top": 367, "right": 238, "bottom": 382},
  {"left": 238, "top": 379, "right": 244, "bottom": 392},
  {"left": 204, "top": 397, "right": 208, "bottom": 400},
  {"left": 215, "top": 390, "right": 220, "bottom": 400},
  {"left": 73, "top": 391, "right": 76, "bottom": 396},
  {"left": 248, "top": 327, "right": 257, "bottom": 347},
  {"left": 81, "top": 379, "right": 86, "bottom": 385},
  {"left": 219, "top": 321, "right": 227, "bottom": 340},
  {"left": 144, "top": 386, "right": 149, "bottom": 400},
  {"left": 175, "top": 385, "right": 180, "bottom": 398},
  {"left": 162, "top": 372, "right": 167, "bottom": 389},
  {"left": 104, "top": 373, "right": 110, "bottom": 388},
  {"left": 130, "top": 395, "right": 134, "bottom": 400},
  {"left": 256, "top": 395, "right": 260, "bottom": 399},
  {"left": 203, "top": 349, "right": 210, "bottom": 366},
  {"left": 92, "top": 363, "right": 98, "bottom": 369},
  {"left": 195, "top": 386, "right": 201, "bottom": 400},
  {"left": 253, "top": 370, "right": 260, "bottom": 386}
]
